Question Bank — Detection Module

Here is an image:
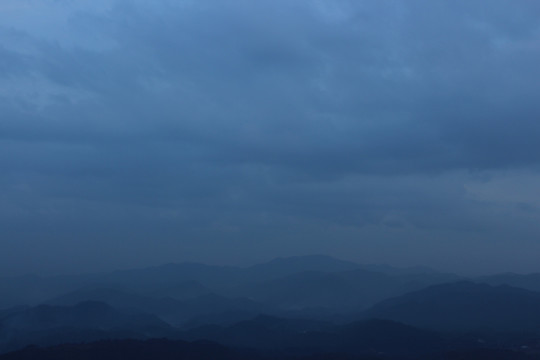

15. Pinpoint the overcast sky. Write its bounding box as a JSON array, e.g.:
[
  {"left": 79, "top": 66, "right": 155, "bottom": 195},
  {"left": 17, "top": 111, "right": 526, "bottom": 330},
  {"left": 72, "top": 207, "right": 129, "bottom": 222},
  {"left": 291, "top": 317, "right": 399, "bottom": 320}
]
[{"left": 1, "top": 0, "right": 540, "bottom": 276}]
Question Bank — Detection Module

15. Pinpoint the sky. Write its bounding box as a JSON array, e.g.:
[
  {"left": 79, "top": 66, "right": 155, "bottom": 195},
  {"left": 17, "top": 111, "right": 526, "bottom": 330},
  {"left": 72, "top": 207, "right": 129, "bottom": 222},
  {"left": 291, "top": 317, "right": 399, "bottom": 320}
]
[{"left": 1, "top": 0, "right": 540, "bottom": 276}]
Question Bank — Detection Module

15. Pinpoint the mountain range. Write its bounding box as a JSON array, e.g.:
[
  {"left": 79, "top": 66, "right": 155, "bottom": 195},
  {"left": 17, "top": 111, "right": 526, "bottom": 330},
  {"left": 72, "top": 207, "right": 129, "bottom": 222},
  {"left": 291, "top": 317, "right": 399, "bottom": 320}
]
[{"left": 3, "top": 255, "right": 540, "bottom": 358}]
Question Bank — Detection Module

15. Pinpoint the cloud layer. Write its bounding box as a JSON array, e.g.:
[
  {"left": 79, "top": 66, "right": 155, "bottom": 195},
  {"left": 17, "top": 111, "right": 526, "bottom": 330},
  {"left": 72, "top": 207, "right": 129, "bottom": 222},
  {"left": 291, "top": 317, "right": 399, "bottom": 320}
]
[{"left": 2, "top": 0, "right": 540, "bottom": 275}]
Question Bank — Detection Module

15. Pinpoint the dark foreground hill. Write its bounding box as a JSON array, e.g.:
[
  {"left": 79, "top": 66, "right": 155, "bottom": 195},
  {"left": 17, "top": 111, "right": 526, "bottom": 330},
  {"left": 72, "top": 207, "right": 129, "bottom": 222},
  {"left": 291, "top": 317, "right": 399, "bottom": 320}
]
[
  {"left": 184, "top": 316, "right": 447, "bottom": 357},
  {"left": 2, "top": 338, "right": 540, "bottom": 360},
  {"left": 0, "top": 307, "right": 443, "bottom": 357},
  {"left": 365, "top": 281, "right": 540, "bottom": 332},
  {"left": 0, "top": 339, "right": 267, "bottom": 360},
  {"left": 3, "top": 310, "right": 540, "bottom": 359}
]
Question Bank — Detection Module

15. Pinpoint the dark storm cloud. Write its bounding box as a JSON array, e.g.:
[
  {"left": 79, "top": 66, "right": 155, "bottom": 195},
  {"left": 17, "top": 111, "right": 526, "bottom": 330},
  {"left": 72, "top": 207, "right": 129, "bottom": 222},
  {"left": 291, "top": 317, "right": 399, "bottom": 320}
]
[{"left": 1, "top": 0, "right": 540, "bottom": 275}]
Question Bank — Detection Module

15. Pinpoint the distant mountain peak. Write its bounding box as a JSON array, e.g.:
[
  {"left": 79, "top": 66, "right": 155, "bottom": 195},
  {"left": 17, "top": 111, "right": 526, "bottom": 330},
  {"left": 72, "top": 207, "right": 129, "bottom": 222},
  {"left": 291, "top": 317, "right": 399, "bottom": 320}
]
[{"left": 266, "top": 254, "right": 343, "bottom": 262}]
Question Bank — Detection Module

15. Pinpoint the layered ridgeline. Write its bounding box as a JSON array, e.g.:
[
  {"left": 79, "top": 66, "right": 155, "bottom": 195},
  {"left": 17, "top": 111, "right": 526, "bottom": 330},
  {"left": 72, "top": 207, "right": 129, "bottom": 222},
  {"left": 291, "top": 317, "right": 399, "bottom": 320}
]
[
  {"left": 0, "top": 255, "right": 459, "bottom": 311},
  {"left": 0, "top": 319, "right": 447, "bottom": 359},
  {"left": 0, "top": 301, "right": 176, "bottom": 354},
  {"left": 3, "top": 256, "right": 540, "bottom": 358},
  {"left": 2, "top": 318, "right": 540, "bottom": 360},
  {"left": 363, "top": 281, "right": 540, "bottom": 332}
]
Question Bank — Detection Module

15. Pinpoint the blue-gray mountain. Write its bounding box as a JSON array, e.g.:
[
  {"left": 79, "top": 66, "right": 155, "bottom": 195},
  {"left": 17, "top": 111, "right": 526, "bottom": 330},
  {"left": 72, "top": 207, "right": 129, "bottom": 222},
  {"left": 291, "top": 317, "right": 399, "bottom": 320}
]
[
  {"left": 3, "top": 256, "right": 540, "bottom": 358},
  {"left": 363, "top": 281, "right": 540, "bottom": 332}
]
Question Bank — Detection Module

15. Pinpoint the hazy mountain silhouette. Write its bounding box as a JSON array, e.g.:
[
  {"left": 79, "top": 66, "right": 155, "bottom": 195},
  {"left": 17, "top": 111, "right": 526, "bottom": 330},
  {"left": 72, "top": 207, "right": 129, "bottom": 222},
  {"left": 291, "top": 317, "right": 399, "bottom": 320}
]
[
  {"left": 0, "top": 306, "right": 28, "bottom": 320},
  {"left": 0, "top": 301, "right": 175, "bottom": 353},
  {"left": 2, "top": 309, "right": 540, "bottom": 359},
  {"left": 48, "top": 287, "right": 162, "bottom": 309},
  {"left": 228, "top": 267, "right": 460, "bottom": 312},
  {"left": 47, "top": 288, "right": 273, "bottom": 327},
  {"left": 364, "top": 281, "right": 540, "bottom": 332},
  {"left": 0, "top": 255, "right": 468, "bottom": 335},
  {"left": 246, "top": 255, "right": 360, "bottom": 278},
  {"left": 0, "top": 274, "right": 97, "bottom": 309},
  {"left": 6, "top": 256, "right": 540, "bottom": 358},
  {"left": 1, "top": 301, "right": 169, "bottom": 331},
  {"left": 230, "top": 270, "right": 397, "bottom": 311},
  {"left": 100, "top": 255, "right": 364, "bottom": 290},
  {"left": 358, "top": 263, "right": 445, "bottom": 276},
  {"left": 0, "top": 255, "right": 457, "bottom": 310},
  {"left": 144, "top": 280, "right": 211, "bottom": 300},
  {"left": 479, "top": 273, "right": 540, "bottom": 293}
]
